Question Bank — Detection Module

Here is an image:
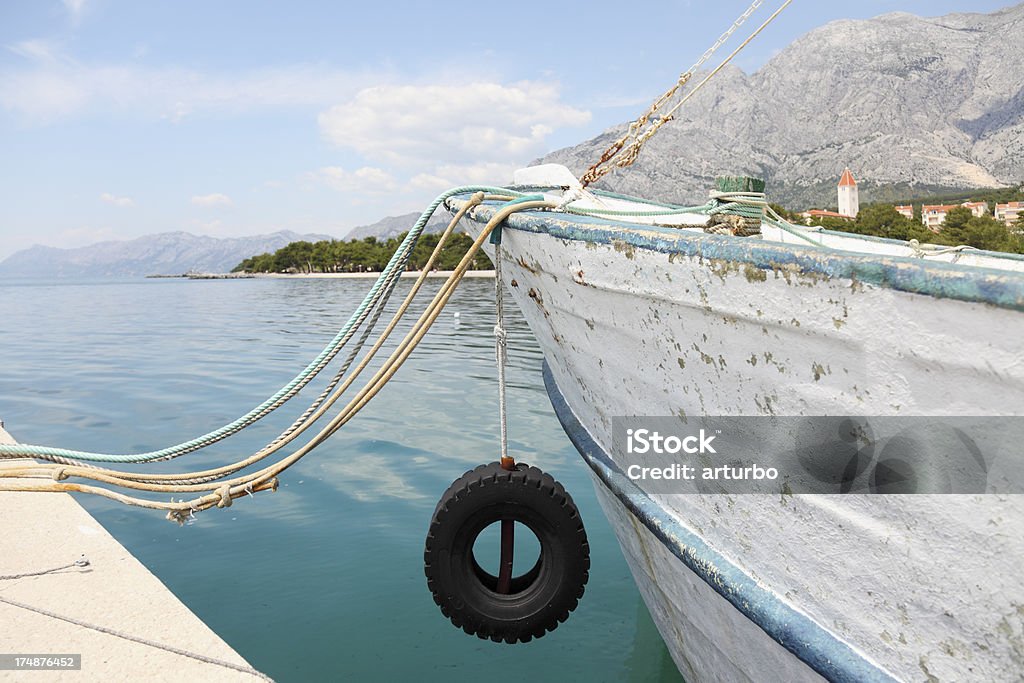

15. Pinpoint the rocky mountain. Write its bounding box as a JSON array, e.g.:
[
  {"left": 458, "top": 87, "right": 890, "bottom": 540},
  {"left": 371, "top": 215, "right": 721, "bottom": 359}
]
[
  {"left": 345, "top": 212, "right": 452, "bottom": 240},
  {"left": 543, "top": 4, "right": 1024, "bottom": 209},
  {"left": 0, "top": 230, "right": 333, "bottom": 277}
]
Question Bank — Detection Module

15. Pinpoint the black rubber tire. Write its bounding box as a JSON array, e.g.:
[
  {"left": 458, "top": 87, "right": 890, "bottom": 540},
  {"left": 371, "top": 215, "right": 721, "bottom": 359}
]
[{"left": 424, "top": 461, "right": 590, "bottom": 644}]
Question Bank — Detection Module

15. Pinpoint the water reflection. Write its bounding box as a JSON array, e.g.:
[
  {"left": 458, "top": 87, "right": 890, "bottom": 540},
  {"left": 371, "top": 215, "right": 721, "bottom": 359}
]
[{"left": 0, "top": 276, "right": 682, "bottom": 683}]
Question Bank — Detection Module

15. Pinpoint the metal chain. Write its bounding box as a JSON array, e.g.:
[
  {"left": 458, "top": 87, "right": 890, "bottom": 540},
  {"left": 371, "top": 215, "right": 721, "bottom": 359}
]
[
  {"left": 687, "top": 0, "right": 764, "bottom": 77},
  {"left": 580, "top": 0, "right": 790, "bottom": 187}
]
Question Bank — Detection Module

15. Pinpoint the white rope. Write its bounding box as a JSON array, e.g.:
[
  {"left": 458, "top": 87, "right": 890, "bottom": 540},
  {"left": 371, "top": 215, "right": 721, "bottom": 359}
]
[
  {"left": 908, "top": 239, "right": 980, "bottom": 259},
  {"left": 494, "top": 239, "right": 509, "bottom": 464}
]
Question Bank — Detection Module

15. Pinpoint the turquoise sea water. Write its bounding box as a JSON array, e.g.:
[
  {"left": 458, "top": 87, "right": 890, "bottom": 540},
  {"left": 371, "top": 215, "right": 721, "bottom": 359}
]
[{"left": 0, "top": 276, "right": 683, "bottom": 683}]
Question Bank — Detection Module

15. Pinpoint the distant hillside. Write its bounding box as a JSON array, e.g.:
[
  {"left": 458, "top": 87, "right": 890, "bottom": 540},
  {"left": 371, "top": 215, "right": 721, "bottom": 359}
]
[
  {"left": 0, "top": 230, "right": 334, "bottom": 277},
  {"left": 345, "top": 212, "right": 452, "bottom": 240},
  {"left": 543, "top": 4, "right": 1024, "bottom": 209}
]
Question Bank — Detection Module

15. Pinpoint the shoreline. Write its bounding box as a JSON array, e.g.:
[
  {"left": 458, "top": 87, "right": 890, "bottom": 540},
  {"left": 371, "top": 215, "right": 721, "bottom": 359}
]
[{"left": 174, "top": 270, "right": 496, "bottom": 280}]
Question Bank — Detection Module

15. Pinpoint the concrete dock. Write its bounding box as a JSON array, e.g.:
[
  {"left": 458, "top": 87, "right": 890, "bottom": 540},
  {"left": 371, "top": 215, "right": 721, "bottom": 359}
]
[{"left": 0, "top": 424, "right": 268, "bottom": 682}]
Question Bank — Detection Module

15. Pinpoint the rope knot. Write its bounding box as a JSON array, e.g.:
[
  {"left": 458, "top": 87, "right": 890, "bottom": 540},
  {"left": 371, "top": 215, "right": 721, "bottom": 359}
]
[
  {"left": 494, "top": 324, "right": 508, "bottom": 366},
  {"left": 215, "top": 484, "right": 233, "bottom": 508},
  {"left": 167, "top": 509, "right": 188, "bottom": 525},
  {"left": 52, "top": 468, "right": 68, "bottom": 481}
]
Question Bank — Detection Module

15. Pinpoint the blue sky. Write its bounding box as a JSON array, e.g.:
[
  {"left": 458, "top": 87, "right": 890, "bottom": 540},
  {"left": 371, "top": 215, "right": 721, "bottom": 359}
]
[{"left": 0, "top": 0, "right": 1015, "bottom": 258}]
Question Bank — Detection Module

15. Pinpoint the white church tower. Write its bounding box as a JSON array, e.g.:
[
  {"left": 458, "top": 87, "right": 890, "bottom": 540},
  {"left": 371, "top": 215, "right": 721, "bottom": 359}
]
[{"left": 838, "top": 168, "right": 859, "bottom": 218}]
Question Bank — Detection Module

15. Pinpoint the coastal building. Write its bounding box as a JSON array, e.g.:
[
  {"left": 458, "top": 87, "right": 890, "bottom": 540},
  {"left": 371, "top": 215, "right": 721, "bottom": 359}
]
[
  {"left": 922, "top": 200, "right": 993, "bottom": 231},
  {"left": 962, "top": 201, "right": 989, "bottom": 218},
  {"left": 799, "top": 209, "right": 854, "bottom": 225},
  {"left": 837, "top": 168, "right": 859, "bottom": 218},
  {"left": 922, "top": 204, "right": 958, "bottom": 232},
  {"left": 895, "top": 205, "right": 914, "bottom": 220},
  {"left": 996, "top": 201, "right": 1023, "bottom": 228}
]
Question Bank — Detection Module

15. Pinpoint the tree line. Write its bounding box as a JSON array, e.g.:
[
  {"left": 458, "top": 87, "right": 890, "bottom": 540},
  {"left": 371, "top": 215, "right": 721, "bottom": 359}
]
[
  {"left": 841, "top": 205, "right": 1022, "bottom": 253},
  {"left": 772, "top": 202, "right": 1024, "bottom": 254},
  {"left": 237, "top": 191, "right": 1024, "bottom": 275},
  {"left": 233, "top": 232, "right": 493, "bottom": 274}
]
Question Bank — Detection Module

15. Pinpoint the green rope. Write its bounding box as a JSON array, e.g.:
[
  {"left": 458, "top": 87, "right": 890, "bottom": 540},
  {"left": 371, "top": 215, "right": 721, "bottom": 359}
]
[
  {"left": 0, "top": 185, "right": 523, "bottom": 464},
  {"left": 562, "top": 203, "right": 714, "bottom": 218}
]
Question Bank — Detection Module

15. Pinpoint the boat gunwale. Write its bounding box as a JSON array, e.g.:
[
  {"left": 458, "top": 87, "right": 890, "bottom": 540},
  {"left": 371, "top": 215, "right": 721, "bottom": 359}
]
[
  {"left": 451, "top": 198, "right": 1024, "bottom": 312},
  {"left": 503, "top": 186, "right": 1024, "bottom": 265}
]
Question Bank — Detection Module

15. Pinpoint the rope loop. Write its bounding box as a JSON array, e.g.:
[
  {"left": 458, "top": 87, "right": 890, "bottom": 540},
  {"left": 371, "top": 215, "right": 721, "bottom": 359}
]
[{"left": 215, "top": 485, "right": 233, "bottom": 508}]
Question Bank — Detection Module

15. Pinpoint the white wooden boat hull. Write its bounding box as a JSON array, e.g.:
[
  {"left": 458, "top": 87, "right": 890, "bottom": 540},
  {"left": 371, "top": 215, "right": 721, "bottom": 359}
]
[{"left": 456, "top": 198, "right": 1024, "bottom": 683}]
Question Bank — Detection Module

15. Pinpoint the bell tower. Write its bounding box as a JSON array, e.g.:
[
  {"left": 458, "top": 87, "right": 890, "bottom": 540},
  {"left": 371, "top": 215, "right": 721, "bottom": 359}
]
[{"left": 838, "top": 168, "right": 859, "bottom": 218}]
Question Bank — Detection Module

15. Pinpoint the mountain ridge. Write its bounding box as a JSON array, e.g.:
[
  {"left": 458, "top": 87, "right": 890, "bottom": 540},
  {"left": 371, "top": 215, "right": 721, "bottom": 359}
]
[
  {"left": 0, "top": 230, "right": 334, "bottom": 277},
  {"left": 6, "top": 4, "right": 1023, "bottom": 273},
  {"left": 540, "top": 3, "right": 1024, "bottom": 208}
]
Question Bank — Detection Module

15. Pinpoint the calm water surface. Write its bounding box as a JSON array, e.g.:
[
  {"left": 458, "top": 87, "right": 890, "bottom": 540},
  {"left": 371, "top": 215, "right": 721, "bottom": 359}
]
[{"left": 0, "top": 276, "right": 682, "bottom": 683}]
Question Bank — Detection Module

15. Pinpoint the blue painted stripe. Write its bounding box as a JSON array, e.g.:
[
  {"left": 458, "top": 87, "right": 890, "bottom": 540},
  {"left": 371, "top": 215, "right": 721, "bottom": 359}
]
[
  {"left": 541, "top": 362, "right": 898, "bottom": 683},
  {"left": 457, "top": 200, "right": 1024, "bottom": 312}
]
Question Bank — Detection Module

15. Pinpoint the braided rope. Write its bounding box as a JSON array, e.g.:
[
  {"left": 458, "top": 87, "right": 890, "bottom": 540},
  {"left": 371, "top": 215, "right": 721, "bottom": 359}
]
[
  {"left": 0, "top": 196, "right": 556, "bottom": 522},
  {"left": 0, "top": 194, "right": 489, "bottom": 491},
  {"left": 0, "top": 186, "right": 523, "bottom": 464}
]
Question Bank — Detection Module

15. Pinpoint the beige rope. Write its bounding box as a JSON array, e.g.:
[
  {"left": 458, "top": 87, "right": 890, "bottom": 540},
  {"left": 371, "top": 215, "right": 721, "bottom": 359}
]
[
  {"left": 0, "top": 197, "right": 556, "bottom": 523},
  {"left": 0, "top": 194, "right": 489, "bottom": 494}
]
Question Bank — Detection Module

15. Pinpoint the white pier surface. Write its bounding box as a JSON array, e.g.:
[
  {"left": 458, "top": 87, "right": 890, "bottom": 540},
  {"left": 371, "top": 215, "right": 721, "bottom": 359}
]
[{"left": 0, "top": 425, "right": 266, "bottom": 682}]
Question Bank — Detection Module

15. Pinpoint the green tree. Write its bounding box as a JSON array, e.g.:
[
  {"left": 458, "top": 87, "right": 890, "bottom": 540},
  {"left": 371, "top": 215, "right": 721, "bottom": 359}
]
[
  {"left": 939, "top": 207, "right": 974, "bottom": 244},
  {"left": 962, "top": 216, "right": 1023, "bottom": 252},
  {"left": 814, "top": 216, "right": 854, "bottom": 231},
  {"left": 850, "top": 204, "right": 912, "bottom": 239}
]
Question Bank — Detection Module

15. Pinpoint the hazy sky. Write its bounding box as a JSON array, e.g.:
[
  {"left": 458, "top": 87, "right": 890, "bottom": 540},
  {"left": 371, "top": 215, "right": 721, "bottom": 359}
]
[{"left": 0, "top": 0, "right": 1015, "bottom": 258}]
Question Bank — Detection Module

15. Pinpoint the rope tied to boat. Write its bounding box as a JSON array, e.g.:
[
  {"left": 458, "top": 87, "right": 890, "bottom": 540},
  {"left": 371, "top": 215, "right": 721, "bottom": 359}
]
[
  {"left": 0, "top": 191, "right": 558, "bottom": 522},
  {"left": 493, "top": 232, "right": 512, "bottom": 470},
  {"left": 580, "top": 0, "right": 792, "bottom": 187},
  {"left": 706, "top": 190, "right": 768, "bottom": 236}
]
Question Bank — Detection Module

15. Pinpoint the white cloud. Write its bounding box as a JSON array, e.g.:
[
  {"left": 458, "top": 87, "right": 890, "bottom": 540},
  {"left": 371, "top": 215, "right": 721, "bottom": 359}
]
[
  {"left": 409, "top": 162, "right": 518, "bottom": 191},
  {"left": 312, "top": 166, "right": 399, "bottom": 194},
  {"left": 317, "top": 81, "right": 590, "bottom": 168},
  {"left": 99, "top": 192, "right": 133, "bottom": 207},
  {"left": 191, "top": 193, "right": 233, "bottom": 207},
  {"left": 0, "top": 50, "right": 385, "bottom": 122}
]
